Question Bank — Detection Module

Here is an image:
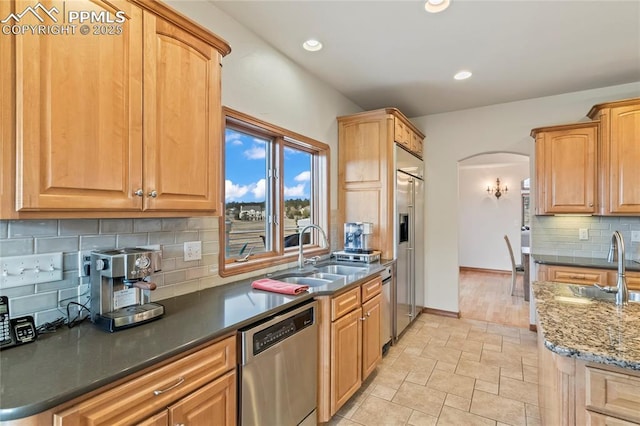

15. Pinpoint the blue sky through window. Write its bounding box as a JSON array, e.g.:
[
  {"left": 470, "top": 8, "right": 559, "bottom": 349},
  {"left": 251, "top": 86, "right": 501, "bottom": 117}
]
[{"left": 225, "top": 128, "right": 311, "bottom": 202}]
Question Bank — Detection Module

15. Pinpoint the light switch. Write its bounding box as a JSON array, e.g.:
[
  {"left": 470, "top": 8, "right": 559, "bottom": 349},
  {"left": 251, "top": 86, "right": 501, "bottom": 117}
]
[
  {"left": 0, "top": 253, "right": 64, "bottom": 289},
  {"left": 579, "top": 228, "right": 589, "bottom": 240}
]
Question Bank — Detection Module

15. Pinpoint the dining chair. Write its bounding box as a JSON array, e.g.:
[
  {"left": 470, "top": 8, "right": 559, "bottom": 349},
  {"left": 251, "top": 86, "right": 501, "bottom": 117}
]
[{"left": 504, "top": 235, "right": 525, "bottom": 296}]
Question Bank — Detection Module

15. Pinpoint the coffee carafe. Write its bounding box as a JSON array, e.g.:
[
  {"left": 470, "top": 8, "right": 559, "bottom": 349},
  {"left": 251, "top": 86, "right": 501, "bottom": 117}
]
[
  {"left": 344, "top": 222, "right": 374, "bottom": 253},
  {"left": 90, "top": 248, "right": 164, "bottom": 332}
]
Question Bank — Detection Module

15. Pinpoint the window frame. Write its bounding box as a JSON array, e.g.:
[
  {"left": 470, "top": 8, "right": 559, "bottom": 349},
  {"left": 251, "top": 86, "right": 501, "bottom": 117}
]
[{"left": 219, "top": 107, "right": 331, "bottom": 277}]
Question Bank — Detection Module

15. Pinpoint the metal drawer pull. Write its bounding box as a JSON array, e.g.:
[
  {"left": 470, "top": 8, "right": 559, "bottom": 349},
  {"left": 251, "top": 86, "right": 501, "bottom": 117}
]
[{"left": 153, "top": 376, "right": 185, "bottom": 396}]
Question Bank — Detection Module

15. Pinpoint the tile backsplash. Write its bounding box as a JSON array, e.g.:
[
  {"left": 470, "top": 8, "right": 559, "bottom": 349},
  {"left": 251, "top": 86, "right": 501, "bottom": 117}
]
[
  {"left": 0, "top": 217, "right": 226, "bottom": 327},
  {"left": 531, "top": 215, "right": 640, "bottom": 259}
]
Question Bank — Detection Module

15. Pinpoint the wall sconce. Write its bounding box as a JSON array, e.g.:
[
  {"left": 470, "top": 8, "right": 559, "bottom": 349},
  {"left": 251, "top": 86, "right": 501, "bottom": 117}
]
[{"left": 487, "top": 178, "right": 508, "bottom": 199}]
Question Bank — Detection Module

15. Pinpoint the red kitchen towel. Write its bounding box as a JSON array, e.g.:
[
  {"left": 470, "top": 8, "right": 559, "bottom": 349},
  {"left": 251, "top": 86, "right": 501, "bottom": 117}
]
[{"left": 251, "top": 278, "right": 309, "bottom": 295}]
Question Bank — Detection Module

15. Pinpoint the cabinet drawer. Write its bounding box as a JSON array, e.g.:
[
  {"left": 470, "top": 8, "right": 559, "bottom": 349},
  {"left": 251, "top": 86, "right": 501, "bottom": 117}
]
[
  {"left": 544, "top": 266, "right": 608, "bottom": 285},
  {"left": 361, "top": 277, "right": 382, "bottom": 302},
  {"left": 586, "top": 410, "right": 638, "bottom": 426},
  {"left": 585, "top": 366, "right": 640, "bottom": 424},
  {"left": 53, "top": 336, "right": 236, "bottom": 425},
  {"left": 332, "top": 287, "right": 361, "bottom": 321},
  {"left": 624, "top": 271, "right": 640, "bottom": 291}
]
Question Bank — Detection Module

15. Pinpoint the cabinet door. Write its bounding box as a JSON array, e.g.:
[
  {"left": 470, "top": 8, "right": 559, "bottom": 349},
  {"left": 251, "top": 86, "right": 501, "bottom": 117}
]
[
  {"left": 330, "top": 308, "right": 362, "bottom": 416},
  {"left": 411, "top": 132, "right": 423, "bottom": 158},
  {"left": 539, "top": 126, "right": 597, "bottom": 214},
  {"left": 169, "top": 370, "right": 237, "bottom": 426},
  {"left": 601, "top": 104, "right": 640, "bottom": 214},
  {"left": 394, "top": 119, "right": 409, "bottom": 148},
  {"left": 361, "top": 294, "right": 382, "bottom": 380},
  {"left": 15, "top": 0, "right": 143, "bottom": 211},
  {"left": 143, "top": 12, "right": 222, "bottom": 212}
]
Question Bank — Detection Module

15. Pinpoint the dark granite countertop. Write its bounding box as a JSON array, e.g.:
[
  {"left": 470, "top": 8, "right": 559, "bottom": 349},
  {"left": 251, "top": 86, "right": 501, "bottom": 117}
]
[
  {"left": 533, "top": 254, "right": 640, "bottom": 272},
  {"left": 533, "top": 281, "right": 640, "bottom": 370},
  {"left": 0, "top": 261, "right": 385, "bottom": 421}
]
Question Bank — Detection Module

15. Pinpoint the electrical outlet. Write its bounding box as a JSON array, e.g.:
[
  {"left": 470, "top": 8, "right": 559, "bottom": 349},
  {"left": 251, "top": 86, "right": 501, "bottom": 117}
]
[
  {"left": 184, "top": 241, "right": 202, "bottom": 261},
  {"left": 78, "top": 250, "right": 92, "bottom": 277},
  {"left": 632, "top": 231, "right": 640, "bottom": 242},
  {"left": 579, "top": 228, "right": 589, "bottom": 240}
]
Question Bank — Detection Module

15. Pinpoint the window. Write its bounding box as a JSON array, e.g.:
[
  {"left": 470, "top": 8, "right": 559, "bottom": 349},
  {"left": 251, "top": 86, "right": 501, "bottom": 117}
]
[{"left": 220, "top": 108, "right": 330, "bottom": 276}]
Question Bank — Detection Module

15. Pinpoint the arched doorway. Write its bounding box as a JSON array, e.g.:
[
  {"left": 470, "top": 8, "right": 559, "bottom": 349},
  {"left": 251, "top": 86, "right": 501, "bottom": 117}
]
[{"left": 457, "top": 152, "right": 530, "bottom": 327}]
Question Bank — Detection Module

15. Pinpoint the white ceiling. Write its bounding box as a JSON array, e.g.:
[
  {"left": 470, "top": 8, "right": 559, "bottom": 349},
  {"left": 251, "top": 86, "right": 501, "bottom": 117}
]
[{"left": 211, "top": 0, "right": 640, "bottom": 117}]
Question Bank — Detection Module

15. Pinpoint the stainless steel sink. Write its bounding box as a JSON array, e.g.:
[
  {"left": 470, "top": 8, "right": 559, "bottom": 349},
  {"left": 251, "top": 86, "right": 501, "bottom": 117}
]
[
  {"left": 567, "top": 284, "right": 640, "bottom": 303},
  {"left": 314, "top": 265, "right": 367, "bottom": 275},
  {"left": 308, "top": 273, "right": 347, "bottom": 283},
  {"left": 278, "top": 276, "right": 333, "bottom": 287}
]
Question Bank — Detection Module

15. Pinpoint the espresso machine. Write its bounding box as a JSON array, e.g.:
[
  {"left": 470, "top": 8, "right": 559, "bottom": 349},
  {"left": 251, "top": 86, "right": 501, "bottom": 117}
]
[
  {"left": 344, "top": 222, "right": 374, "bottom": 253},
  {"left": 90, "top": 248, "right": 164, "bottom": 332}
]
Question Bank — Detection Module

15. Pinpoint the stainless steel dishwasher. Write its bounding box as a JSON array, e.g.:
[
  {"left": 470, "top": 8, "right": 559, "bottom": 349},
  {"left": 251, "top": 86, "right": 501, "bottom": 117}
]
[{"left": 239, "top": 300, "right": 318, "bottom": 426}]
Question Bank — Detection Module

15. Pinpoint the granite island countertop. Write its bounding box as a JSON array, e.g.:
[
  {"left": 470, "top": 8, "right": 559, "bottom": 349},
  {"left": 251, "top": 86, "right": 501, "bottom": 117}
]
[
  {"left": 533, "top": 281, "right": 640, "bottom": 371},
  {"left": 0, "top": 261, "right": 386, "bottom": 421}
]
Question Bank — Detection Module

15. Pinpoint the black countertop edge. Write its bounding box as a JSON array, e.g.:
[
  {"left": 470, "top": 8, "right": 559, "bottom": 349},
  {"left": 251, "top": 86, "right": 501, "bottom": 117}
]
[
  {"left": 532, "top": 254, "right": 640, "bottom": 272},
  {"left": 0, "top": 261, "right": 385, "bottom": 421}
]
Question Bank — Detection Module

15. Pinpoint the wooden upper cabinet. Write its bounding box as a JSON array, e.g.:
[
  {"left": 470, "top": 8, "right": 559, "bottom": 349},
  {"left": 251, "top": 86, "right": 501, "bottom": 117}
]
[
  {"left": 532, "top": 122, "right": 598, "bottom": 214},
  {"left": 143, "top": 11, "right": 222, "bottom": 212},
  {"left": 4, "top": 0, "right": 230, "bottom": 218},
  {"left": 14, "top": 0, "right": 143, "bottom": 212},
  {"left": 588, "top": 98, "right": 640, "bottom": 215},
  {"left": 338, "top": 108, "right": 424, "bottom": 259}
]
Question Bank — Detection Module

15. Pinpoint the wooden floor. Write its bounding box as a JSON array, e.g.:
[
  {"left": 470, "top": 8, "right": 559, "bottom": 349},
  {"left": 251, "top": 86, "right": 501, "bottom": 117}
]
[{"left": 459, "top": 268, "right": 530, "bottom": 329}]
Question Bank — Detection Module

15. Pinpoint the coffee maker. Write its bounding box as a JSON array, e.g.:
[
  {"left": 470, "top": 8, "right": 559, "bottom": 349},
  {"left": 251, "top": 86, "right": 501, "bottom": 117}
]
[
  {"left": 90, "top": 248, "right": 164, "bottom": 332},
  {"left": 344, "top": 222, "right": 374, "bottom": 253}
]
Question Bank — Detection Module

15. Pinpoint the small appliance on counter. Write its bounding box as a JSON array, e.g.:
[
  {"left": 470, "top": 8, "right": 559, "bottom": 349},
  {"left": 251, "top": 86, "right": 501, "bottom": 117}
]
[
  {"left": 90, "top": 248, "right": 164, "bottom": 332},
  {"left": 344, "top": 222, "right": 374, "bottom": 253},
  {"left": 332, "top": 250, "right": 381, "bottom": 263}
]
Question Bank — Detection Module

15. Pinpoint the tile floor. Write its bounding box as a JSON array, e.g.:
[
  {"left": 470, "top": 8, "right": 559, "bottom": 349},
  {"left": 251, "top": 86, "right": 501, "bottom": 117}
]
[{"left": 326, "top": 313, "right": 539, "bottom": 426}]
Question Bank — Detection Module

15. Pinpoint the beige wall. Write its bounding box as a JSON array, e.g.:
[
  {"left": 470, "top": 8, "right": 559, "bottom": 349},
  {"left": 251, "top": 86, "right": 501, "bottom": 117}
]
[{"left": 411, "top": 82, "right": 640, "bottom": 314}]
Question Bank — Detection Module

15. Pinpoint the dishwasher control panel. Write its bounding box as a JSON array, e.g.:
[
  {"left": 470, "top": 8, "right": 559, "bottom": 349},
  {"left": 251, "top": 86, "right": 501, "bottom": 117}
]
[{"left": 253, "top": 306, "right": 314, "bottom": 355}]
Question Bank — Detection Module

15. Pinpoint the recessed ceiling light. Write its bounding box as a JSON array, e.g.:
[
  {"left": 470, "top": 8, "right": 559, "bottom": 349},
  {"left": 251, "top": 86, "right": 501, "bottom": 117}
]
[
  {"left": 454, "top": 70, "right": 472, "bottom": 80},
  {"left": 425, "top": 0, "right": 450, "bottom": 13},
  {"left": 303, "top": 39, "right": 323, "bottom": 52}
]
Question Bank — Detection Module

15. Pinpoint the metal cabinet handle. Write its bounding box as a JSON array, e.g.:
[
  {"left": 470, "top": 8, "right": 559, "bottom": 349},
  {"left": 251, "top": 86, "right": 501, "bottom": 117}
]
[
  {"left": 153, "top": 376, "right": 185, "bottom": 396},
  {"left": 148, "top": 190, "right": 158, "bottom": 198},
  {"left": 359, "top": 317, "right": 366, "bottom": 321},
  {"left": 366, "top": 312, "right": 371, "bottom": 317},
  {"left": 134, "top": 189, "right": 144, "bottom": 197}
]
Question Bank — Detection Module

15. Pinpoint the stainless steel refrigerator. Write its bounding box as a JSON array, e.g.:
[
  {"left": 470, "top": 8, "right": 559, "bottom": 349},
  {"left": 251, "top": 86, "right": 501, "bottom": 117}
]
[{"left": 394, "top": 146, "right": 424, "bottom": 340}]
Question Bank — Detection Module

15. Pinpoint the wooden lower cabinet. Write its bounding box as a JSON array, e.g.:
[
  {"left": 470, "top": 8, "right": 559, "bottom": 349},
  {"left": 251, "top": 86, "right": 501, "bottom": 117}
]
[
  {"left": 318, "top": 276, "right": 383, "bottom": 422},
  {"left": 538, "top": 265, "right": 640, "bottom": 291},
  {"left": 166, "top": 371, "right": 236, "bottom": 426},
  {"left": 622, "top": 271, "right": 640, "bottom": 292},
  {"left": 538, "top": 321, "right": 640, "bottom": 425},
  {"left": 361, "top": 294, "right": 382, "bottom": 379},
  {"left": 331, "top": 308, "right": 363, "bottom": 414},
  {"left": 53, "top": 336, "right": 236, "bottom": 426},
  {"left": 538, "top": 265, "right": 609, "bottom": 286}
]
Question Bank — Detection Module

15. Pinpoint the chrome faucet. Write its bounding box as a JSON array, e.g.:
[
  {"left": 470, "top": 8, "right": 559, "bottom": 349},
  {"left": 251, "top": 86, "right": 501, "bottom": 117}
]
[
  {"left": 297, "top": 224, "right": 330, "bottom": 269},
  {"left": 595, "top": 230, "right": 628, "bottom": 306}
]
